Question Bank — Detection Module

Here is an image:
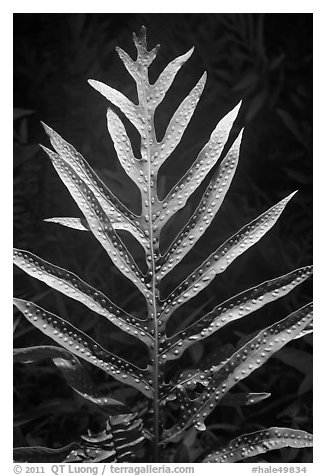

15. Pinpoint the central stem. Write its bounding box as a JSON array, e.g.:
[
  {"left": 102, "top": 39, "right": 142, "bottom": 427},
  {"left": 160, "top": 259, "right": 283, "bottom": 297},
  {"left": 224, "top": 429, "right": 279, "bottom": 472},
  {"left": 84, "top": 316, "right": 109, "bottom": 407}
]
[
  {"left": 148, "top": 209, "right": 160, "bottom": 462},
  {"left": 151, "top": 260, "right": 160, "bottom": 463},
  {"left": 138, "top": 71, "right": 161, "bottom": 462}
]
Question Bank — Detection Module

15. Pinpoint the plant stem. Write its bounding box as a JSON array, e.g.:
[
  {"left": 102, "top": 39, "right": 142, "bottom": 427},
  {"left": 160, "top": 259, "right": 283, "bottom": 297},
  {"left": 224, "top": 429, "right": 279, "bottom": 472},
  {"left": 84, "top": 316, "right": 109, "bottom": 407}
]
[
  {"left": 151, "top": 283, "right": 160, "bottom": 463},
  {"left": 139, "top": 68, "right": 161, "bottom": 462}
]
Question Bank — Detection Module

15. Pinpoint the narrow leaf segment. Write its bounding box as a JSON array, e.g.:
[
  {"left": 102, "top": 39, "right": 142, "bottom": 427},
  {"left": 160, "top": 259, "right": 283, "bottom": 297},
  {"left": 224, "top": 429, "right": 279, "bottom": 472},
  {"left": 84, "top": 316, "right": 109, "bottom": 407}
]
[
  {"left": 160, "top": 265, "right": 313, "bottom": 362},
  {"left": 14, "top": 346, "right": 128, "bottom": 413},
  {"left": 163, "top": 302, "right": 312, "bottom": 440},
  {"left": 13, "top": 298, "right": 153, "bottom": 398},
  {"left": 13, "top": 248, "right": 153, "bottom": 345},
  {"left": 203, "top": 427, "right": 313, "bottom": 463}
]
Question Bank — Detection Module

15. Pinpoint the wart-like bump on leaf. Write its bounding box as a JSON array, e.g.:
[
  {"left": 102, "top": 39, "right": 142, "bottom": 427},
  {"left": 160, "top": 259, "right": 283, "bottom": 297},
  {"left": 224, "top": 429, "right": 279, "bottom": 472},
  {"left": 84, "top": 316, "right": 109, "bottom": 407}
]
[{"left": 203, "top": 427, "right": 313, "bottom": 463}]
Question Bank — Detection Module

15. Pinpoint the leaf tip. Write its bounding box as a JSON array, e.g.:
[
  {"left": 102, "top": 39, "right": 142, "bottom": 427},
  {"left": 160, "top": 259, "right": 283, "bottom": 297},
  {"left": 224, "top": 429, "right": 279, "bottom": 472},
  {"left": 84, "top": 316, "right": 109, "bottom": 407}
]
[
  {"left": 40, "top": 121, "right": 51, "bottom": 135},
  {"left": 38, "top": 143, "right": 51, "bottom": 155},
  {"left": 287, "top": 190, "right": 299, "bottom": 202},
  {"left": 133, "top": 25, "right": 147, "bottom": 47},
  {"left": 188, "top": 46, "right": 195, "bottom": 58},
  {"left": 40, "top": 123, "right": 59, "bottom": 145},
  {"left": 87, "top": 79, "right": 100, "bottom": 91},
  {"left": 230, "top": 127, "right": 245, "bottom": 153},
  {"left": 180, "top": 46, "right": 195, "bottom": 63},
  {"left": 234, "top": 100, "right": 242, "bottom": 116},
  {"left": 138, "top": 25, "right": 147, "bottom": 39}
]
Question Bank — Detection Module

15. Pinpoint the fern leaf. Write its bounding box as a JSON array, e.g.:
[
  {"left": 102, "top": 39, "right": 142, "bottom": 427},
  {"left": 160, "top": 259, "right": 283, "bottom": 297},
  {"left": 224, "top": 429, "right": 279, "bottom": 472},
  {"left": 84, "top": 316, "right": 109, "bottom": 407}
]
[
  {"left": 294, "top": 320, "right": 313, "bottom": 340},
  {"left": 202, "top": 427, "right": 313, "bottom": 463},
  {"left": 163, "top": 344, "right": 233, "bottom": 398},
  {"left": 160, "top": 191, "right": 297, "bottom": 319},
  {"left": 65, "top": 413, "right": 145, "bottom": 462},
  {"left": 165, "top": 389, "right": 271, "bottom": 407},
  {"left": 13, "top": 249, "right": 153, "bottom": 345},
  {"left": 158, "top": 130, "right": 242, "bottom": 277},
  {"left": 14, "top": 443, "right": 79, "bottom": 463},
  {"left": 115, "top": 47, "right": 143, "bottom": 83},
  {"left": 106, "top": 108, "right": 146, "bottom": 190},
  {"left": 41, "top": 123, "right": 147, "bottom": 246},
  {"left": 44, "top": 217, "right": 149, "bottom": 250},
  {"left": 40, "top": 146, "right": 148, "bottom": 295},
  {"left": 87, "top": 79, "right": 142, "bottom": 132},
  {"left": 133, "top": 26, "right": 160, "bottom": 64},
  {"left": 155, "top": 102, "right": 241, "bottom": 229},
  {"left": 13, "top": 298, "right": 153, "bottom": 397},
  {"left": 219, "top": 392, "right": 271, "bottom": 406},
  {"left": 149, "top": 46, "right": 194, "bottom": 109},
  {"left": 92, "top": 33, "right": 203, "bottom": 172},
  {"left": 162, "top": 302, "right": 312, "bottom": 440},
  {"left": 14, "top": 346, "right": 128, "bottom": 412},
  {"left": 160, "top": 266, "right": 312, "bottom": 361},
  {"left": 14, "top": 414, "right": 145, "bottom": 463},
  {"left": 44, "top": 217, "right": 89, "bottom": 231},
  {"left": 116, "top": 27, "right": 160, "bottom": 83},
  {"left": 153, "top": 73, "right": 207, "bottom": 169}
]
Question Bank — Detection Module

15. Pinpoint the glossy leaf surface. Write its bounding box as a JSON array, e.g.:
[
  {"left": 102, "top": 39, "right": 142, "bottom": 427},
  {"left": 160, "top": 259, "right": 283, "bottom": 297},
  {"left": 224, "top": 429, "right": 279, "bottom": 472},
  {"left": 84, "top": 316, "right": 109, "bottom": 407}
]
[
  {"left": 163, "top": 303, "right": 312, "bottom": 440},
  {"left": 13, "top": 298, "right": 153, "bottom": 398},
  {"left": 13, "top": 248, "right": 152, "bottom": 345},
  {"left": 203, "top": 427, "right": 313, "bottom": 463}
]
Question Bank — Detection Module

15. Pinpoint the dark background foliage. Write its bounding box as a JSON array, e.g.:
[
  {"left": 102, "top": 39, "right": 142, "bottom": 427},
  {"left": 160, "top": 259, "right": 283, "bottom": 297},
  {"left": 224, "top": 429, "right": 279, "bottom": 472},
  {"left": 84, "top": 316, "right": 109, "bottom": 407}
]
[{"left": 13, "top": 13, "right": 312, "bottom": 462}]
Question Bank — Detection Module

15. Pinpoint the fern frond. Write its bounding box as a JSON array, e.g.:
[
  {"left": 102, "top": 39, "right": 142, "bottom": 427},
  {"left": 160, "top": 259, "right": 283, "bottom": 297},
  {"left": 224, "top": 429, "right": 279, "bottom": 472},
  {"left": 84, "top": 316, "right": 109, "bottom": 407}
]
[
  {"left": 65, "top": 414, "right": 145, "bottom": 462},
  {"left": 160, "top": 192, "right": 297, "bottom": 319},
  {"left": 44, "top": 216, "right": 149, "bottom": 249},
  {"left": 87, "top": 80, "right": 142, "bottom": 132},
  {"left": 202, "top": 427, "right": 313, "bottom": 463},
  {"left": 149, "top": 47, "right": 194, "bottom": 108},
  {"left": 163, "top": 302, "right": 312, "bottom": 440},
  {"left": 41, "top": 123, "right": 147, "bottom": 246},
  {"left": 40, "top": 145, "right": 148, "bottom": 295},
  {"left": 14, "top": 26, "right": 312, "bottom": 461},
  {"left": 13, "top": 298, "right": 153, "bottom": 397},
  {"left": 158, "top": 130, "right": 242, "bottom": 275},
  {"left": 116, "top": 27, "right": 160, "bottom": 81},
  {"left": 14, "top": 346, "right": 128, "bottom": 412},
  {"left": 160, "top": 265, "right": 312, "bottom": 362},
  {"left": 44, "top": 217, "right": 90, "bottom": 231},
  {"left": 14, "top": 413, "right": 145, "bottom": 463},
  {"left": 219, "top": 392, "right": 271, "bottom": 406},
  {"left": 155, "top": 102, "right": 241, "bottom": 229},
  {"left": 14, "top": 443, "right": 78, "bottom": 463},
  {"left": 154, "top": 73, "right": 206, "bottom": 169},
  {"left": 13, "top": 248, "right": 153, "bottom": 345},
  {"left": 106, "top": 108, "right": 145, "bottom": 190},
  {"left": 162, "top": 344, "right": 233, "bottom": 399}
]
